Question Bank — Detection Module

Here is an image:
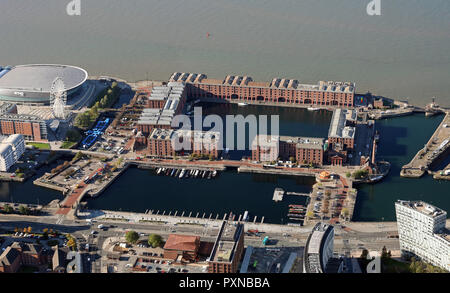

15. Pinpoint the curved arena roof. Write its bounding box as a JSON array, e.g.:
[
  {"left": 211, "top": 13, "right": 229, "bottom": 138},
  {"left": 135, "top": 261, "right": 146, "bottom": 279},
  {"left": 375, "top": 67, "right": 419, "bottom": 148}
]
[{"left": 0, "top": 64, "right": 88, "bottom": 93}]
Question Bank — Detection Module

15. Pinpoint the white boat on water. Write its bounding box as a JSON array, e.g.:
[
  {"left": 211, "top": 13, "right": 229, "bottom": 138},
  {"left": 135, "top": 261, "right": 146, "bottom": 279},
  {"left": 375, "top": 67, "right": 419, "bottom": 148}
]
[
  {"left": 238, "top": 102, "right": 248, "bottom": 106},
  {"left": 307, "top": 107, "right": 320, "bottom": 111},
  {"left": 179, "top": 169, "right": 185, "bottom": 178}
]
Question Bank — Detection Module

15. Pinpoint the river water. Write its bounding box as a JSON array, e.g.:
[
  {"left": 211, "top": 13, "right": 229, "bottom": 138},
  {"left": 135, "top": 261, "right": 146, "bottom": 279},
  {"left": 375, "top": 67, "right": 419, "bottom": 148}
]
[{"left": 1, "top": 0, "right": 449, "bottom": 106}]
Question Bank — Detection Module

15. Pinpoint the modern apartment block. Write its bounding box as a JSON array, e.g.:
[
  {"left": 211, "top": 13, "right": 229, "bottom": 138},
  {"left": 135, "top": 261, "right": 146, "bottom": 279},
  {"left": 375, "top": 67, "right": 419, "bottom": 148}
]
[
  {"left": 0, "top": 134, "right": 25, "bottom": 171},
  {"left": 395, "top": 200, "right": 450, "bottom": 271},
  {"left": 0, "top": 114, "right": 47, "bottom": 141},
  {"left": 252, "top": 135, "right": 324, "bottom": 165},
  {"left": 147, "top": 128, "right": 221, "bottom": 159},
  {"left": 303, "top": 222, "right": 343, "bottom": 273},
  {"left": 207, "top": 221, "right": 244, "bottom": 273},
  {"left": 170, "top": 72, "right": 355, "bottom": 108}
]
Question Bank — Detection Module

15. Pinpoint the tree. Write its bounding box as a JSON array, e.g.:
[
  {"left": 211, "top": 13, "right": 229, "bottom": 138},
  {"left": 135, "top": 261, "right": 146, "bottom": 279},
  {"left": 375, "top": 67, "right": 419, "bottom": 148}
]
[
  {"left": 27, "top": 226, "right": 32, "bottom": 233},
  {"left": 341, "top": 208, "right": 350, "bottom": 218},
  {"left": 306, "top": 211, "right": 314, "bottom": 218},
  {"left": 65, "top": 129, "right": 81, "bottom": 143},
  {"left": 289, "top": 157, "right": 296, "bottom": 163},
  {"left": 3, "top": 205, "right": 13, "bottom": 214},
  {"left": 148, "top": 234, "right": 163, "bottom": 248},
  {"left": 125, "top": 231, "right": 139, "bottom": 244},
  {"left": 67, "top": 237, "right": 76, "bottom": 251},
  {"left": 352, "top": 169, "right": 369, "bottom": 179},
  {"left": 381, "top": 246, "right": 388, "bottom": 258},
  {"left": 360, "top": 249, "right": 369, "bottom": 260},
  {"left": 73, "top": 151, "right": 84, "bottom": 162}
]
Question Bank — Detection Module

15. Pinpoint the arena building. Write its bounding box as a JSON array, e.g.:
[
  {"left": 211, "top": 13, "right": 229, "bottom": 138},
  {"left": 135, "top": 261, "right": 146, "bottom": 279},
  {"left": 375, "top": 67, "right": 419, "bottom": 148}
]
[{"left": 0, "top": 64, "right": 88, "bottom": 104}]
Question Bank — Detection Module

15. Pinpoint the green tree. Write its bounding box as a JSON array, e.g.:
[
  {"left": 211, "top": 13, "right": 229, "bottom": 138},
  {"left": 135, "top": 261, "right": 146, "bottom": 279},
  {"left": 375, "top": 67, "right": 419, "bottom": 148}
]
[
  {"left": 73, "top": 151, "right": 84, "bottom": 162},
  {"left": 3, "top": 205, "right": 13, "bottom": 214},
  {"left": 381, "top": 246, "right": 388, "bottom": 258},
  {"left": 148, "top": 234, "right": 163, "bottom": 248},
  {"left": 65, "top": 129, "right": 81, "bottom": 143},
  {"left": 19, "top": 205, "right": 30, "bottom": 215},
  {"left": 125, "top": 231, "right": 139, "bottom": 244},
  {"left": 67, "top": 237, "right": 77, "bottom": 251},
  {"left": 360, "top": 249, "right": 369, "bottom": 260}
]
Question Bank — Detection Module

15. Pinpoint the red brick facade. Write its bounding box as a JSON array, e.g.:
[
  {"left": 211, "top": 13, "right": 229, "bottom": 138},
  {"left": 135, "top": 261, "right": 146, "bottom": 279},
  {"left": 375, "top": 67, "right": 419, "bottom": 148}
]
[{"left": 171, "top": 73, "right": 355, "bottom": 107}]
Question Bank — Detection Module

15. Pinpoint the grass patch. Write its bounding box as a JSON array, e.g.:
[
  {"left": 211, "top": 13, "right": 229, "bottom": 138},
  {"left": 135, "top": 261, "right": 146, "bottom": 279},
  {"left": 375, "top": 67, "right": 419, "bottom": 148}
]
[
  {"left": 61, "top": 141, "right": 77, "bottom": 149},
  {"left": 382, "top": 258, "right": 411, "bottom": 273},
  {"left": 27, "top": 142, "right": 51, "bottom": 150}
]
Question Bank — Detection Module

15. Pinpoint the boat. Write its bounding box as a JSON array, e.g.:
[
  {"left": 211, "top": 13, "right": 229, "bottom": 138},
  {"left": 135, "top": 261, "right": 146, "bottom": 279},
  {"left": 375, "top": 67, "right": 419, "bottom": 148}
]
[
  {"left": 307, "top": 107, "right": 320, "bottom": 111},
  {"left": 287, "top": 214, "right": 305, "bottom": 218},
  {"left": 207, "top": 172, "right": 212, "bottom": 180},
  {"left": 167, "top": 169, "right": 172, "bottom": 176},
  {"left": 194, "top": 170, "right": 199, "bottom": 177},
  {"left": 289, "top": 204, "right": 304, "bottom": 208},
  {"left": 179, "top": 169, "right": 185, "bottom": 178},
  {"left": 288, "top": 210, "right": 304, "bottom": 214},
  {"left": 175, "top": 169, "right": 181, "bottom": 177},
  {"left": 212, "top": 170, "right": 217, "bottom": 178},
  {"left": 238, "top": 102, "right": 248, "bottom": 106},
  {"left": 202, "top": 171, "right": 207, "bottom": 178},
  {"left": 156, "top": 168, "right": 161, "bottom": 175}
]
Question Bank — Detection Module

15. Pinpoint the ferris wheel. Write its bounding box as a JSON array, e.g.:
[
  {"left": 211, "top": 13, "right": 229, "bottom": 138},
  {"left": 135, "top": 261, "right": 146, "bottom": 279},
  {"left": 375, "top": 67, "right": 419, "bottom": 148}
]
[{"left": 50, "top": 77, "right": 67, "bottom": 120}]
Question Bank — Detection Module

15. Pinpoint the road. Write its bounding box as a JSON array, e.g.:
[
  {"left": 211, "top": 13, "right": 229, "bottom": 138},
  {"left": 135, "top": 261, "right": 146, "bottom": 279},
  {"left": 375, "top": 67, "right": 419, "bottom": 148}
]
[{"left": 0, "top": 213, "right": 402, "bottom": 274}]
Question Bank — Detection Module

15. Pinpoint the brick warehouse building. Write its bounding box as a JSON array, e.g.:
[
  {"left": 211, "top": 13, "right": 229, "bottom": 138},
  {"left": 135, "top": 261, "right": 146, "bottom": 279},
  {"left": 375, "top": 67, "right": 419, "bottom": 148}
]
[
  {"left": 147, "top": 128, "right": 221, "bottom": 159},
  {"left": 327, "top": 109, "right": 357, "bottom": 166},
  {"left": 136, "top": 82, "right": 187, "bottom": 135},
  {"left": 163, "top": 235, "right": 201, "bottom": 262},
  {"left": 170, "top": 72, "right": 355, "bottom": 108},
  {"left": 252, "top": 135, "right": 325, "bottom": 166}
]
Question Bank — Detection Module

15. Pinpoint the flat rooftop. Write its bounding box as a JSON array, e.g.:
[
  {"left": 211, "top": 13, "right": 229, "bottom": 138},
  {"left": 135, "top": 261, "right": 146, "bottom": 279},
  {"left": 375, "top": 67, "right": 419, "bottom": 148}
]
[
  {"left": 396, "top": 200, "right": 447, "bottom": 219},
  {"left": 280, "top": 136, "right": 324, "bottom": 150},
  {"left": 209, "top": 221, "right": 243, "bottom": 263},
  {"left": 149, "top": 128, "right": 174, "bottom": 140},
  {"left": 328, "top": 109, "right": 356, "bottom": 139},
  {"left": 307, "top": 223, "right": 332, "bottom": 254},
  {"left": 0, "top": 64, "right": 88, "bottom": 92}
]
